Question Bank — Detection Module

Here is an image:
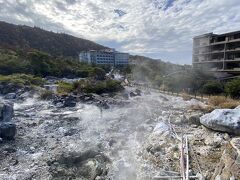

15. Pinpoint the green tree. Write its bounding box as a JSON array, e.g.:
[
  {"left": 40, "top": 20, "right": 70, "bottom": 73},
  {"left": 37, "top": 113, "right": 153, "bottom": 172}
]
[
  {"left": 225, "top": 78, "right": 240, "bottom": 99},
  {"left": 90, "top": 67, "right": 106, "bottom": 80},
  {"left": 201, "top": 81, "right": 223, "bottom": 95}
]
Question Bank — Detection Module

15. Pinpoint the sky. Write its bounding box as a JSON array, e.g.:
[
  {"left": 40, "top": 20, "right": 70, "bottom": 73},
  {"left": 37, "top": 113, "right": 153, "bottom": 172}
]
[{"left": 0, "top": 0, "right": 240, "bottom": 64}]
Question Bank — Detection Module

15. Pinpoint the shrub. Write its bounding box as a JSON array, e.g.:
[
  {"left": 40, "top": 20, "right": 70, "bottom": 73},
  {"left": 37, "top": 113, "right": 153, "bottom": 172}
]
[
  {"left": 91, "top": 82, "right": 106, "bottom": 94},
  {"left": 89, "top": 67, "right": 106, "bottom": 80},
  {"left": 57, "top": 81, "right": 74, "bottom": 94},
  {"left": 105, "top": 79, "right": 123, "bottom": 92},
  {"left": 225, "top": 78, "right": 240, "bottom": 99},
  {"left": 201, "top": 81, "right": 223, "bottom": 95},
  {"left": 83, "top": 80, "right": 123, "bottom": 94},
  {"left": 72, "top": 79, "right": 123, "bottom": 94},
  {"left": 39, "top": 89, "right": 54, "bottom": 100}
]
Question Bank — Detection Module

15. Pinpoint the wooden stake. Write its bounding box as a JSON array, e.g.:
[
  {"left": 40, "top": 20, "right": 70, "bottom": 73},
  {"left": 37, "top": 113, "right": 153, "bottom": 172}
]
[
  {"left": 180, "top": 134, "right": 186, "bottom": 180},
  {"left": 153, "top": 175, "right": 199, "bottom": 180},
  {"left": 185, "top": 136, "right": 189, "bottom": 180}
]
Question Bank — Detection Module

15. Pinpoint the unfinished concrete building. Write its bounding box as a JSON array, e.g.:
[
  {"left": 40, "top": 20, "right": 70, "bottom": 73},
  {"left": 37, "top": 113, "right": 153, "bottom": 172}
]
[{"left": 193, "top": 31, "right": 240, "bottom": 76}]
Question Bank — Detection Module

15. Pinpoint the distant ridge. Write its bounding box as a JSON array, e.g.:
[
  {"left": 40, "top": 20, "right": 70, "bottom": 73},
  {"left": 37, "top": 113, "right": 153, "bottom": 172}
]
[{"left": 0, "top": 21, "right": 107, "bottom": 57}]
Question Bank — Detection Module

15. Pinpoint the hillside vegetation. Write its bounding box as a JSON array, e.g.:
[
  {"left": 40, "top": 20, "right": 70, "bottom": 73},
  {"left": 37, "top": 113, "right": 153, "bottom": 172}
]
[
  {"left": 129, "top": 55, "right": 240, "bottom": 100},
  {"left": 0, "top": 48, "right": 124, "bottom": 95},
  {"left": 0, "top": 49, "right": 106, "bottom": 78},
  {"left": 0, "top": 21, "right": 106, "bottom": 57},
  {"left": 129, "top": 55, "right": 190, "bottom": 85}
]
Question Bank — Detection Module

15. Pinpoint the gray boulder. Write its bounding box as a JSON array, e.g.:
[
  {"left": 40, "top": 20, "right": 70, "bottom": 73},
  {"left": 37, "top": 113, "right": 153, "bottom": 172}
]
[
  {"left": 49, "top": 150, "right": 110, "bottom": 179},
  {"left": 17, "top": 92, "right": 30, "bottom": 100},
  {"left": 64, "top": 100, "right": 76, "bottom": 107},
  {"left": 96, "top": 101, "right": 110, "bottom": 109},
  {"left": 0, "top": 82, "right": 21, "bottom": 94},
  {"left": 63, "top": 95, "right": 77, "bottom": 107},
  {"left": 4, "top": 93, "right": 17, "bottom": 100},
  {"left": 200, "top": 109, "right": 240, "bottom": 135},
  {"left": 129, "top": 92, "right": 138, "bottom": 97},
  {"left": 0, "top": 101, "right": 14, "bottom": 122},
  {"left": 129, "top": 89, "right": 142, "bottom": 97},
  {"left": 135, "top": 89, "right": 141, "bottom": 96},
  {"left": 0, "top": 100, "right": 16, "bottom": 140},
  {"left": 186, "top": 113, "right": 202, "bottom": 126},
  {"left": 0, "top": 122, "right": 16, "bottom": 140},
  {"left": 122, "top": 93, "right": 129, "bottom": 99}
]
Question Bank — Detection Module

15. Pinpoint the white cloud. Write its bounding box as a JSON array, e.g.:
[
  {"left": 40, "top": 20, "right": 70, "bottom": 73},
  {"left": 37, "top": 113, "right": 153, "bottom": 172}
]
[{"left": 0, "top": 0, "right": 240, "bottom": 64}]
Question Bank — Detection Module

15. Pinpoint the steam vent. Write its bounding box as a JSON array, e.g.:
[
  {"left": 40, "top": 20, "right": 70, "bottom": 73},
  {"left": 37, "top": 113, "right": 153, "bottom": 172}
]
[{"left": 193, "top": 31, "right": 240, "bottom": 76}]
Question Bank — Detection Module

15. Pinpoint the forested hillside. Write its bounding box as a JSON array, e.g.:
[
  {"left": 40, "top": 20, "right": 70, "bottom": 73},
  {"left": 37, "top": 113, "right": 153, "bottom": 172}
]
[{"left": 0, "top": 21, "right": 106, "bottom": 57}]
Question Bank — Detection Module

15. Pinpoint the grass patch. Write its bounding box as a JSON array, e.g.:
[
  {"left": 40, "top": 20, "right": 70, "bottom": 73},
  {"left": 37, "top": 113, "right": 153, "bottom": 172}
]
[
  {"left": 57, "top": 81, "right": 74, "bottom": 95},
  {"left": 0, "top": 74, "right": 45, "bottom": 87}
]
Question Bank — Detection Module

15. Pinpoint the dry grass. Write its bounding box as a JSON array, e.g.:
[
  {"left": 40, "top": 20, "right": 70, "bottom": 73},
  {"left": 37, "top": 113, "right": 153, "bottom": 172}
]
[
  {"left": 189, "top": 104, "right": 205, "bottom": 111},
  {"left": 208, "top": 96, "right": 226, "bottom": 106},
  {"left": 182, "top": 93, "right": 192, "bottom": 101},
  {"left": 218, "top": 101, "right": 240, "bottom": 109},
  {"left": 189, "top": 104, "right": 215, "bottom": 113},
  {"left": 208, "top": 96, "right": 240, "bottom": 109}
]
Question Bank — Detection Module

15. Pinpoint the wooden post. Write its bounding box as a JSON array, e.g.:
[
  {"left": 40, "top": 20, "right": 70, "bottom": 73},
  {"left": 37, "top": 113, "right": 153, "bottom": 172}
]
[
  {"left": 153, "top": 176, "right": 199, "bottom": 180},
  {"left": 185, "top": 136, "right": 189, "bottom": 180},
  {"left": 180, "top": 134, "right": 186, "bottom": 180}
]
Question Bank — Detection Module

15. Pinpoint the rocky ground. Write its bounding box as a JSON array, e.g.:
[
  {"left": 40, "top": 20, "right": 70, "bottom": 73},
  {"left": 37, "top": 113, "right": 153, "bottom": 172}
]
[{"left": 0, "top": 86, "right": 240, "bottom": 180}]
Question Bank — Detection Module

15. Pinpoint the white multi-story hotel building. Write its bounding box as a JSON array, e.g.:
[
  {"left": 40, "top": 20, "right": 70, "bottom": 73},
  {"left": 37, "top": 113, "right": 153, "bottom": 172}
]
[{"left": 79, "top": 49, "right": 129, "bottom": 66}]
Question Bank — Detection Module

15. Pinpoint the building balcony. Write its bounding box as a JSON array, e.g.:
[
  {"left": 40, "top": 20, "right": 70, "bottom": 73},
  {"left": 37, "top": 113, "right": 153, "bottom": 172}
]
[
  {"left": 207, "top": 39, "right": 240, "bottom": 46},
  {"left": 225, "top": 59, "right": 240, "bottom": 62},
  {"left": 194, "top": 48, "right": 240, "bottom": 56},
  {"left": 195, "top": 58, "right": 240, "bottom": 63},
  {"left": 228, "top": 38, "right": 240, "bottom": 43},
  {"left": 193, "top": 50, "right": 225, "bottom": 56},
  {"left": 225, "top": 48, "right": 240, "bottom": 52},
  {"left": 212, "top": 68, "right": 240, "bottom": 72},
  {"left": 193, "top": 59, "right": 224, "bottom": 63},
  {"left": 210, "top": 40, "right": 227, "bottom": 45}
]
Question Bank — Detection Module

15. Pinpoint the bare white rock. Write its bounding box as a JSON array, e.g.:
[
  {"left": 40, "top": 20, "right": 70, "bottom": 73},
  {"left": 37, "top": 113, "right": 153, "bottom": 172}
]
[{"left": 200, "top": 109, "right": 240, "bottom": 135}]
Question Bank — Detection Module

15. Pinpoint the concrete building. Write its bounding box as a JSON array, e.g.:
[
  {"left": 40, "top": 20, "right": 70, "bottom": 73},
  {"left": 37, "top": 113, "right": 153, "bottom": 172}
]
[
  {"left": 114, "top": 52, "right": 129, "bottom": 65},
  {"left": 193, "top": 31, "right": 240, "bottom": 75},
  {"left": 79, "top": 49, "right": 129, "bottom": 66}
]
